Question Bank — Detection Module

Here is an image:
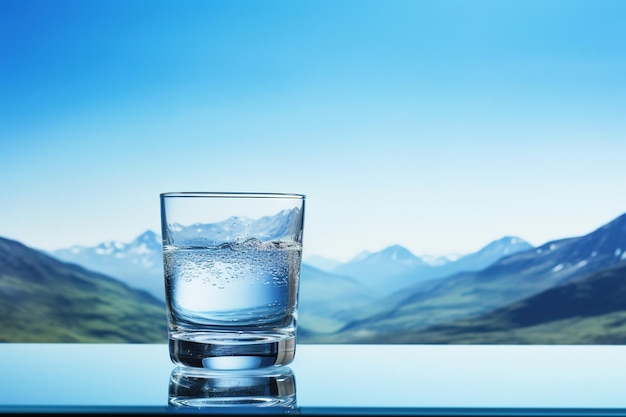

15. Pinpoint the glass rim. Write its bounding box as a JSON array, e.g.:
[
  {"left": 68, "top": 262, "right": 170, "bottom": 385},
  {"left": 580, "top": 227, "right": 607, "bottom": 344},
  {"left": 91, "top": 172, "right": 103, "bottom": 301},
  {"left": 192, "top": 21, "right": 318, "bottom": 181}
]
[{"left": 160, "top": 192, "right": 305, "bottom": 199}]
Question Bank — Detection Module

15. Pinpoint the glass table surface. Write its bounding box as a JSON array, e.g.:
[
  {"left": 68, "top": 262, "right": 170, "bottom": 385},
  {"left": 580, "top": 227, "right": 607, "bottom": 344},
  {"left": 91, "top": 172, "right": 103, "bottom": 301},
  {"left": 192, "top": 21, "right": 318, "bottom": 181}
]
[{"left": 1, "top": 343, "right": 626, "bottom": 416}]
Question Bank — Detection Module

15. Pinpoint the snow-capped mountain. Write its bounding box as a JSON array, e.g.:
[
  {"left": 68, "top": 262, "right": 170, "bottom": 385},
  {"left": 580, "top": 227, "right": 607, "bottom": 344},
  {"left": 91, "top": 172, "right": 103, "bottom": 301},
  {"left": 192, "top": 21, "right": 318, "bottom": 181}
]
[
  {"left": 48, "top": 208, "right": 303, "bottom": 301},
  {"left": 164, "top": 208, "right": 304, "bottom": 245},
  {"left": 444, "top": 235, "right": 534, "bottom": 272},
  {"left": 48, "top": 226, "right": 535, "bottom": 306},
  {"left": 334, "top": 213, "right": 626, "bottom": 342},
  {"left": 50, "top": 231, "right": 165, "bottom": 300},
  {"left": 330, "top": 245, "right": 427, "bottom": 294},
  {"left": 366, "top": 244, "right": 428, "bottom": 265},
  {"left": 332, "top": 237, "right": 534, "bottom": 295},
  {"left": 527, "top": 212, "right": 626, "bottom": 278}
]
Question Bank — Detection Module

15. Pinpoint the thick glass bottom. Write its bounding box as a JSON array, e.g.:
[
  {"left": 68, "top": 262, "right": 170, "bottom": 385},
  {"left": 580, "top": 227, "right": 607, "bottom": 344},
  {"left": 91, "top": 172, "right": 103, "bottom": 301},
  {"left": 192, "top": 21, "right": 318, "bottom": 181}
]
[{"left": 169, "top": 331, "right": 296, "bottom": 370}]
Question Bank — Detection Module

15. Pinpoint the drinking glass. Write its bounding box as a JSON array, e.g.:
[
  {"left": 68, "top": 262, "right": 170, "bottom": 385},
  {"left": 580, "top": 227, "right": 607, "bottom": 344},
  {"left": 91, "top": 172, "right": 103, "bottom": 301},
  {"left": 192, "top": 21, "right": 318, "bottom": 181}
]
[{"left": 160, "top": 192, "right": 305, "bottom": 370}]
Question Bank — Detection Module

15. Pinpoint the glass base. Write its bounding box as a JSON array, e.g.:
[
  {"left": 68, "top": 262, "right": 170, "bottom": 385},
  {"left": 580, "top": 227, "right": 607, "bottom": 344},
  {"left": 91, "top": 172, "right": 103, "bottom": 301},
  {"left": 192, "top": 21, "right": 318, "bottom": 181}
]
[{"left": 169, "top": 332, "right": 296, "bottom": 370}]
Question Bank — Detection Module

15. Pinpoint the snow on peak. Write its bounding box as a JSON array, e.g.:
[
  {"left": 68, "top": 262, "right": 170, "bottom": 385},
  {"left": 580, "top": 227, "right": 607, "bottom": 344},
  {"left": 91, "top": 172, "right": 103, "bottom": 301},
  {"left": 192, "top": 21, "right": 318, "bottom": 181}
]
[
  {"left": 420, "top": 254, "right": 453, "bottom": 266},
  {"left": 132, "top": 243, "right": 151, "bottom": 255},
  {"left": 95, "top": 246, "right": 114, "bottom": 255}
]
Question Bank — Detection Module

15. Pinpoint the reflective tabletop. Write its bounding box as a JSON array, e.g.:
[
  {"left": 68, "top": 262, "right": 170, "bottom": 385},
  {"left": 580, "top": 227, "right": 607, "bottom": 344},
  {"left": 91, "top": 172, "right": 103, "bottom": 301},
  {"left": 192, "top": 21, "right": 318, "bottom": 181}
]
[{"left": 1, "top": 343, "right": 626, "bottom": 416}]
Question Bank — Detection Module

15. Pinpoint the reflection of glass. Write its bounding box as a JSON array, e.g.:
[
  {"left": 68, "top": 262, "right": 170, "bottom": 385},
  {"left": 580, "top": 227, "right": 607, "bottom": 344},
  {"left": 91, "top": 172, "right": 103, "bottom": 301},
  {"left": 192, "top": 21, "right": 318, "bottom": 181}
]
[{"left": 168, "top": 366, "right": 298, "bottom": 413}]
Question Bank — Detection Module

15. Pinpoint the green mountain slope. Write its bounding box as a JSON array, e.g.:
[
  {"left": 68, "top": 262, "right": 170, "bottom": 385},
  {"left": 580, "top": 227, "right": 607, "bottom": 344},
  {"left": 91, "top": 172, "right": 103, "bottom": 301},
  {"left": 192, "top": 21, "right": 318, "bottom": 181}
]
[
  {"left": 0, "top": 237, "right": 167, "bottom": 343},
  {"left": 357, "top": 262, "right": 626, "bottom": 344},
  {"left": 331, "top": 214, "right": 626, "bottom": 342},
  {"left": 298, "top": 264, "right": 375, "bottom": 335}
]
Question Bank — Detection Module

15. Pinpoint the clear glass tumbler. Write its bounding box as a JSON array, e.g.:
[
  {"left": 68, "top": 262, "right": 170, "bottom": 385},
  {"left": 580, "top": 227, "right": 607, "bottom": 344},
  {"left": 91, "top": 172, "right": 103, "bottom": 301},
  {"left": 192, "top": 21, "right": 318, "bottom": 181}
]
[{"left": 160, "top": 192, "right": 305, "bottom": 370}]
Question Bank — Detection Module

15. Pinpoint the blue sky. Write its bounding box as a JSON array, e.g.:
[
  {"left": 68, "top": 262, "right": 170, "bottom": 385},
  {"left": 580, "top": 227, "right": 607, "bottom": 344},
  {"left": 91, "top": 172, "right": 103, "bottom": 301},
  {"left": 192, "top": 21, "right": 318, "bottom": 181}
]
[{"left": 1, "top": 0, "right": 626, "bottom": 262}]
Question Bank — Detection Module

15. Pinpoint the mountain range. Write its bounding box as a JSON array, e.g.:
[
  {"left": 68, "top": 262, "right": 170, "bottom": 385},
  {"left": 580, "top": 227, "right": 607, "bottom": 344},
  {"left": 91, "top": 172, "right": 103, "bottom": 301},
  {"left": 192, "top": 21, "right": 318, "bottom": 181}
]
[
  {"left": 47, "top": 228, "right": 534, "bottom": 334},
  {"left": 51, "top": 230, "right": 164, "bottom": 300},
  {"left": 50, "top": 208, "right": 304, "bottom": 302},
  {"left": 297, "top": 236, "right": 535, "bottom": 333},
  {"left": 307, "top": 213, "right": 626, "bottom": 343},
  {"left": 3, "top": 212, "right": 626, "bottom": 344},
  {"left": 402, "top": 262, "right": 626, "bottom": 344},
  {"left": 329, "top": 236, "right": 534, "bottom": 295},
  {"left": 163, "top": 207, "right": 304, "bottom": 246},
  {"left": 0, "top": 237, "right": 166, "bottom": 343}
]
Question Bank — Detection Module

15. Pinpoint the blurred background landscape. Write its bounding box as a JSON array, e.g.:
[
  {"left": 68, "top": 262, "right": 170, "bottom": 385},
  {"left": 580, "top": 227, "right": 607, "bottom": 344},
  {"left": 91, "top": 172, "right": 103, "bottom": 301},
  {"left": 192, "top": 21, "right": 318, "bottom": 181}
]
[{"left": 1, "top": 0, "right": 625, "bottom": 343}]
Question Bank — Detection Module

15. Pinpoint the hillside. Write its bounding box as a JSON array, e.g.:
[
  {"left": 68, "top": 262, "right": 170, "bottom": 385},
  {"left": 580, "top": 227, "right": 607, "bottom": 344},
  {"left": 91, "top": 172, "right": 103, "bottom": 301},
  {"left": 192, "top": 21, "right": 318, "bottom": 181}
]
[
  {"left": 305, "top": 213, "right": 626, "bottom": 343},
  {"left": 0, "top": 237, "right": 167, "bottom": 343},
  {"left": 369, "top": 262, "right": 626, "bottom": 344},
  {"left": 298, "top": 264, "right": 374, "bottom": 333}
]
